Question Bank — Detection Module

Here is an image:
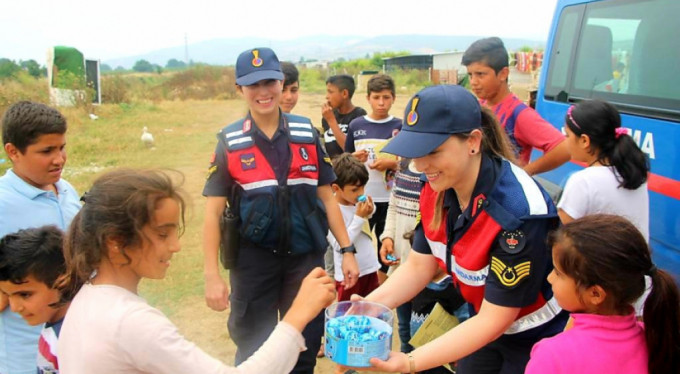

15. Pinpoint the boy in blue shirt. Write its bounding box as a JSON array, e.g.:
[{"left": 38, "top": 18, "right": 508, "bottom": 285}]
[
  {"left": 345, "top": 74, "right": 402, "bottom": 282},
  {"left": 0, "top": 101, "right": 81, "bottom": 374},
  {"left": 0, "top": 226, "right": 75, "bottom": 374}
]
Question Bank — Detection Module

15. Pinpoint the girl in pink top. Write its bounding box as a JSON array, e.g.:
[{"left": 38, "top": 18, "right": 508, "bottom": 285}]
[{"left": 525, "top": 214, "right": 680, "bottom": 374}]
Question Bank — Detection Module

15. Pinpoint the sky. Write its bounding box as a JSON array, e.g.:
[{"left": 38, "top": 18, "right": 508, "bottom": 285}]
[{"left": 1, "top": 0, "right": 558, "bottom": 63}]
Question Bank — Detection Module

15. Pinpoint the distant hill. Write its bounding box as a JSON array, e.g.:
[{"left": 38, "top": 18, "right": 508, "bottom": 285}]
[{"left": 104, "top": 34, "right": 545, "bottom": 69}]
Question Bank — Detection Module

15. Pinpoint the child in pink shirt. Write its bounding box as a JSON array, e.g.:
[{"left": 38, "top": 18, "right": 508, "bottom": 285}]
[{"left": 525, "top": 214, "right": 680, "bottom": 374}]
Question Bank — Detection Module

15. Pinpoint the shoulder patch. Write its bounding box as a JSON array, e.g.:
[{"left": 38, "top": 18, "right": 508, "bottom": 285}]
[
  {"left": 490, "top": 256, "right": 531, "bottom": 288},
  {"left": 498, "top": 230, "right": 526, "bottom": 254},
  {"left": 206, "top": 165, "right": 217, "bottom": 180}
]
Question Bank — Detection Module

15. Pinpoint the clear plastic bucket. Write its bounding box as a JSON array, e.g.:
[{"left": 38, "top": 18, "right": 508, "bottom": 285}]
[{"left": 324, "top": 300, "right": 393, "bottom": 367}]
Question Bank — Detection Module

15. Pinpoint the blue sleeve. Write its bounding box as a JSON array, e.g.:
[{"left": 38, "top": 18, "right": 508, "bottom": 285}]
[
  {"left": 316, "top": 137, "right": 336, "bottom": 186},
  {"left": 484, "top": 218, "right": 555, "bottom": 308},
  {"left": 202, "top": 135, "right": 233, "bottom": 197},
  {"left": 411, "top": 222, "right": 432, "bottom": 255}
]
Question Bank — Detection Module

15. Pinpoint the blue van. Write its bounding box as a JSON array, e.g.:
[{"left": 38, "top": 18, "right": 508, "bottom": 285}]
[{"left": 535, "top": 0, "right": 680, "bottom": 278}]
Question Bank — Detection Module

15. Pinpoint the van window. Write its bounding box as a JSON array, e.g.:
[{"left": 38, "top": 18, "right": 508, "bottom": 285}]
[{"left": 545, "top": 0, "right": 680, "bottom": 120}]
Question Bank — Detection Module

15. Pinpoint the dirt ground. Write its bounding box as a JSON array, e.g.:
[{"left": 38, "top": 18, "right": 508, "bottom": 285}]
[{"left": 166, "top": 73, "right": 534, "bottom": 374}]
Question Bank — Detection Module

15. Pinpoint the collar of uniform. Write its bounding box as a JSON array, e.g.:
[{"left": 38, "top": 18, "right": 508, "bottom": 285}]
[
  {"left": 443, "top": 153, "right": 499, "bottom": 213},
  {"left": 246, "top": 110, "right": 287, "bottom": 142},
  {"left": 4, "top": 169, "right": 59, "bottom": 199}
]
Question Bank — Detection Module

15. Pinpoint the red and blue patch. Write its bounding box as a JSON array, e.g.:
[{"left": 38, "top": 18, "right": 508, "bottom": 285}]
[{"left": 240, "top": 153, "right": 256, "bottom": 170}]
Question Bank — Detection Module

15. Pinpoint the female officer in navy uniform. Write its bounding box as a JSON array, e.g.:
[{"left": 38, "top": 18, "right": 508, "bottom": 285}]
[
  {"left": 202, "top": 48, "right": 359, "bottom": 374},
  {"left": 359, "top": 85, "right": 568, "bottom": 374}
]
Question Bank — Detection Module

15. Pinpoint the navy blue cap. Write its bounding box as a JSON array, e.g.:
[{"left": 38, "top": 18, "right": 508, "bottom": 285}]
[
  {"left": 235, "top": 47, "right": 284, "bottom": 85},
  {"left": 383, "top": 85, "right": 481, "bottom": 158}
]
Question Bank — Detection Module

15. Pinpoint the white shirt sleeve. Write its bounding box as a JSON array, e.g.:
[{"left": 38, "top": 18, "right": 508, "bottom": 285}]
[
  {"left": 557, "top": 171, "right": 591, "bottom": 220},
  {"left": 118, "top": 307, "right": 305, "bottom": 374}
]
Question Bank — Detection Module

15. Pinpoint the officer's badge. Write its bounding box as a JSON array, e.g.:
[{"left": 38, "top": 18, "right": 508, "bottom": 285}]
[
  {"left": 209, "top": 152, "right": 216, "bottom": 164},
  {"left": 499, "top": 230, "right": 526, "bottom": 254},
  {"left": 392, "top": 128, "right": 400, "bottom": 137},
  {"left": 299, "top": 147, "right": 309, "bottom": 161},
  {"left": 323, "top": 156, "right": 332, "bottom": 165},
  {"left": 240, "top": 153, "right": 256, "bottom": 170},
  {"left": 251, "top": 50, "right": 263, "bottom": 67},
  {"left": 206, "top": 165, "right": 217, "bottom": 180},
  {"left": 490, "top": 257, "right": 531, "bottom": 288},
  {"left": 472, "top": 194, "right": 486, "bottom": 216},
  {"left": 243, "top": 119, "right": 252, "bottom": 132},
  {"left": 406, "top": 97, "right": 420, "bottom": 126}
]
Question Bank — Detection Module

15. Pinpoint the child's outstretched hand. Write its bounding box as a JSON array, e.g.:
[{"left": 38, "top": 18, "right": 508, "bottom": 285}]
[
  {"left": 338, "top": 351, "right": 410, "bottom": 373},
  {"left": 380, "top": 238, "right": 400, "bottom": 266},
  {"left": 355, "top": 195, "right": 374, "bottom": 218},
  {"left": 352, "top": 149, "right": 369, "bottom": 163},
  {"left": 283, "top": 267, "right": 336, "bottom": 332}
]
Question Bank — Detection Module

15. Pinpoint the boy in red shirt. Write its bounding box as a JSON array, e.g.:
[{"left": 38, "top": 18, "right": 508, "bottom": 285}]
[{"left": 463, "top": 37, "right": 570, "bottom": 175}]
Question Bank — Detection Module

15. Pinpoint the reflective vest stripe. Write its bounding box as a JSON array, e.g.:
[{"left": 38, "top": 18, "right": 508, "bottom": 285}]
[
  {"left": 290, "top": 130, "right": 314, "bottom": 138},
  {"left": 226, "top": 130, "right": 245, "bottom": 138},
  {"left": 508, "top": 162, "right": 548, "bottom": 215},
  {"left": 287, "top": 178, "right": 318, "bottom": 186},
  {"left": 452, "top": 258, "right": 489, "bottom": 287},
  {"left": 228, "top": 137, "right": 253, "bottom": 147},
  {"left": 289, "top": 122, "right": 313, "bottom": 129},
  {"left": 505, "top": 297, "right": 562, "bottom": 335},
  {"left": 239, "top": 179, "right": 279, "bottom": 190},
  {"left": 425, "top": 237, "right": 447, "bottom": 261}
]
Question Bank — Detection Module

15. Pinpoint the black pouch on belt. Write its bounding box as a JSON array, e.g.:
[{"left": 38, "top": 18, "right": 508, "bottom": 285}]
[{"left": 219, "top": 205, "right": 240, "bottom": 269}]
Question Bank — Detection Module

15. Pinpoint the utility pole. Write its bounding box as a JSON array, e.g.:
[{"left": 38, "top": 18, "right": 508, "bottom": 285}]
[{"left": 185, "top": 33, "right": 189, "bottom": 65}]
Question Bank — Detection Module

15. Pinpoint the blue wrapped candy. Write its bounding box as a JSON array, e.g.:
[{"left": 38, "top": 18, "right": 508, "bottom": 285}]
[
  {"left": 386, "top": 254, "right": 397, "bottom": 262},
  {"left": 357, "top": 195, "right": 367, "bottom": 202},
  {"left": 324, "top": 303, "right": 393, "bottom": 367}
]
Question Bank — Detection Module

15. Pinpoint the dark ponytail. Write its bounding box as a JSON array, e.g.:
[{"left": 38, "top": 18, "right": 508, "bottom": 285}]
[
  {"left": 566, "top": 100, "right": 649, "bottom": 189},
  {"left": 550, "top": 214, "right": 680, "bottom": 374},
  {"left": 643, "top": 269, "right": 680, "bottom": 374},
  {"left": 479, "top": 107, "right": 517, "bottom": 163}
]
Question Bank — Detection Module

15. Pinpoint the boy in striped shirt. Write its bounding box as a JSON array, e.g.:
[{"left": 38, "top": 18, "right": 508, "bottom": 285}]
[{"left": 0, "top": 226, "right": 74, "bottom": 374}]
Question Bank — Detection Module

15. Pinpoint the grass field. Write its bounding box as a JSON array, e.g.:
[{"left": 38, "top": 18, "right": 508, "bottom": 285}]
[{"left": 0, "top": 79, "right": 531, "bottom": 373}]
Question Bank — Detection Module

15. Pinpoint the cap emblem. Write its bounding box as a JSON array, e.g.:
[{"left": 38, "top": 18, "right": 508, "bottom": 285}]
[
  {"left": 406, "top": 97, "right": 420, "bottom": 126},
  {"left": 251, "top": 50, "right": 263, "bottom": 67}
]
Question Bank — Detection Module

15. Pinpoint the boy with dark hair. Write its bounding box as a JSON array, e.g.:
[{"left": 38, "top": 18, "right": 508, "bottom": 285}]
[
  {"left": 280, "top": 61, "right": 300, "bottom": 113},
  {"left": 345, "top": 73, "right": 402, "bottom": 282},
  {"left": 462, "top": 37, "right": 570, "bottom": 175},
  {"left": 0, "top": 226, "right": 74, "bottom": 374},
  {"left": 0, "top": 101, "right": 81, "bottom": 374},
  {"left": 321, "top": 74, "right": 367, "bottom": 157},
  {"left": 327, "top": 153, "right": 380, "bottom": 301}
]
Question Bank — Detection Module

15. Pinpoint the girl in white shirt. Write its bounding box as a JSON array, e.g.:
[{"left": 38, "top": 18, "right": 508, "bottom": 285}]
[
  {"left": 557, "top": 100, "right": 650, "bottom": 240},
  {"left": 58, "top": 169, "right": 335, "bottom": 374}
]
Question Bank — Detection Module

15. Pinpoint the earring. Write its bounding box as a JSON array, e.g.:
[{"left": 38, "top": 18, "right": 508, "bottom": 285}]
[{"left": 470, "top": 149, "right": 476, "bottom": 154}]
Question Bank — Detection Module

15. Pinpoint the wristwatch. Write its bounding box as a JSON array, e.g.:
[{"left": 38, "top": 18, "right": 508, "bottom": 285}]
[{"left": 339, "top": 244, "right": 357, "bottom": 254}]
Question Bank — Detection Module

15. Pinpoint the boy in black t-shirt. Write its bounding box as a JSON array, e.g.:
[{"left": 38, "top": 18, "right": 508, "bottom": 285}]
[{"left": 321, "top": 74, "right": 366, "bottom": 157}]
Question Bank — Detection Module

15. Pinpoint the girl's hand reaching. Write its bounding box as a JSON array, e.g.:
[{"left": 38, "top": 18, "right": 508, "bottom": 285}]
[{"left": 282, "top": 267, "right": 336, "bottom": 332}]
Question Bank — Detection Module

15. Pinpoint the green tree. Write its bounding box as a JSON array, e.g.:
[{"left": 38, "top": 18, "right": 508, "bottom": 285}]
[
  {"left": 166, "top": 59, "right": 186, "bottom": 69},
  {"left": 115, "top": 66, "right": 126, "bottom": 72},
  {"left": 0, "top": 58, "right": 20, "bottom": 78},
  {"left": 20, "top": 59, "right": 42, "bottom": 78},
  {"left": 132, "top": 59, "right": 154, "bottom": 72},
  {"left": 100, "top": 64, "right": 113, "bottom": 72}
]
